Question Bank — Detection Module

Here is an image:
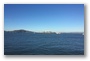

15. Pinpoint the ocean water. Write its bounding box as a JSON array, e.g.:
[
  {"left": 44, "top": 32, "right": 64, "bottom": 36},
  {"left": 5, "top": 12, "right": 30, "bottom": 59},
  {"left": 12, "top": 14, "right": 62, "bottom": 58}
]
[{"left": 4, "top": 32, "right": 84, "bottom": 55}]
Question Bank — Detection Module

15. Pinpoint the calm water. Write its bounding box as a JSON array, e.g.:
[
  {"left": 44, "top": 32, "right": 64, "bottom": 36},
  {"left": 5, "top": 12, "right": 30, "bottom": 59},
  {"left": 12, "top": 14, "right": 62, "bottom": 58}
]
[{"left": 4, "top": 32, "right": 84, "bottom": 55}]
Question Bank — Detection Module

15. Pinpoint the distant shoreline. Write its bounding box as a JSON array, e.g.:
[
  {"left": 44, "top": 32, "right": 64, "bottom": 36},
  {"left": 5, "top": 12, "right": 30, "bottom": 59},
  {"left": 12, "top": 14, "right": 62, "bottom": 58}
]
[{"left": 4, "top": 29, "right": 84, "bottom": 34}]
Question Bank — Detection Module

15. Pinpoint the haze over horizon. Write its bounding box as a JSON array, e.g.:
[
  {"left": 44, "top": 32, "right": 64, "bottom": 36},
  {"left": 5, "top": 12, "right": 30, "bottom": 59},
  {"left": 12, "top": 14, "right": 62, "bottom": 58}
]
[{"left": 4, "top": 4, "right": 84, "bottom": 32}]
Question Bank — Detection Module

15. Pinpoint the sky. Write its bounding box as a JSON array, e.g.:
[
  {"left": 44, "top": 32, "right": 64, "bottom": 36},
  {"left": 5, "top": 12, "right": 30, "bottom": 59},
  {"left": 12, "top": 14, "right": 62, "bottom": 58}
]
[{"left": 4, "top": 4, "right": 84, "bottom": 32}]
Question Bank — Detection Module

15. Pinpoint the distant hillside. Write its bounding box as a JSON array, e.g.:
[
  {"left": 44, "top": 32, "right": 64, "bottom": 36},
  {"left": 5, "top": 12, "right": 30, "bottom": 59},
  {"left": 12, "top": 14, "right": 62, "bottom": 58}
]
[
  {"left": 5, "top": 29, "right": 31, "bottom": 32},
  {"left": 13, "top": 29, "right": 32, "bottom": 32},
  {"left": 4, "top": 29, "right": 84, "bottom": 35}
]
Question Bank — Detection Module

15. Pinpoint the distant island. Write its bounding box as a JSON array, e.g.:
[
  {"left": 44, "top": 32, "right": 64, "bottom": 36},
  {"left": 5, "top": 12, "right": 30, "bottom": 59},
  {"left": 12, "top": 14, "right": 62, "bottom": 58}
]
[{"left": 4, "top": 29, "right": 84, "bottom": 35}]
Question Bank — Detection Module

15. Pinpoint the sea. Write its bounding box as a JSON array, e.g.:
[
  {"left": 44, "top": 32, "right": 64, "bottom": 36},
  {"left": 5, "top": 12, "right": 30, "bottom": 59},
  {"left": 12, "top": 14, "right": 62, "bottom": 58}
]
[{"left": 4, "top": 32, "right": 84, "bottom": 55}]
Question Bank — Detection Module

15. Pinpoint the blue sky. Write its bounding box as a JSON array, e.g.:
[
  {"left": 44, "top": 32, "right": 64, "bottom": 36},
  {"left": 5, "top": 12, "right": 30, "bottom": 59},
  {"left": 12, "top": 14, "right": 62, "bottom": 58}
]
[{"left": 4, "top": 4, "right": 84, "bottom": 32}]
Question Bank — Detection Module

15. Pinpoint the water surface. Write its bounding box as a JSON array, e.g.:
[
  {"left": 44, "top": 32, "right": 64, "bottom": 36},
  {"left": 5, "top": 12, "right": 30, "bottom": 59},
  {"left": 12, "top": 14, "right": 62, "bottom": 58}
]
[{"left": 4, "top": 32, "right": 84, "bottom": 55}]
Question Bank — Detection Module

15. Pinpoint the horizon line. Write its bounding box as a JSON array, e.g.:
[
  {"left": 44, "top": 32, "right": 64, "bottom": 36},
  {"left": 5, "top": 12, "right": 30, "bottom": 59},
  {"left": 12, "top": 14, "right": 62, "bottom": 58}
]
[{"left": 4, "top": 29, "right": 84, "bottom": 33}]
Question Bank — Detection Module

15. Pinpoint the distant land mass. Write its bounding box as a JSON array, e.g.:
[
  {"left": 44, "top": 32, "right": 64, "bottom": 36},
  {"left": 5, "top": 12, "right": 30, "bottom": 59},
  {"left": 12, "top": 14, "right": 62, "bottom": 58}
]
[{"left": 4, "top": 29, "right": 84, "bottom": 35}]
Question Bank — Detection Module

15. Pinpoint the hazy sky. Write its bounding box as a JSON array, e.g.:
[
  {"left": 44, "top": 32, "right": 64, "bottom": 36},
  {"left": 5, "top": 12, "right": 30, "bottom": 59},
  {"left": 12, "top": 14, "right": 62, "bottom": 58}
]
[{"left": 4, "top": 4, "right": 84, "bottom": 32}]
